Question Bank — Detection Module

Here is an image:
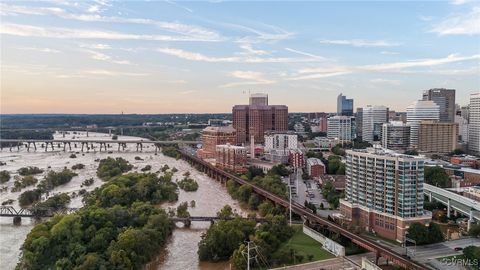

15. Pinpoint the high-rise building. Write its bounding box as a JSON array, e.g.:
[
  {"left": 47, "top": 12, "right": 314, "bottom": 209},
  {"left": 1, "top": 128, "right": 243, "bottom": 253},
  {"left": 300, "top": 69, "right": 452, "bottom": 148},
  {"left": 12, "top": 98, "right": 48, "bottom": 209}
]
[
  {"left": 327, "top": 116, "right": 356, "bottom": 142},
  {"left": 249, "top": 93, "right": 268, "bottom": 106},
  {"left": 418, "top": 121, "right": 458, "bottom": 154},
  {"left": 264, "top": 132, "right": 298, "bottom": 152},
  {"left": 340, "top": 147, "right": 431, "bottom": 242},
  {"left": 197, "top": 126, "right": 236, "bottom": 159},
  {"left": 406, "top": 100, "right": 440, "bottom": 148},
  {"left": 422, "top": 88, "right": 455, "bottom": 122},
  {"left": 233, "top": 96, "right": 288, "bottom": 144},
  {"left": 356, "top": 108, "right": 363, "bottom": 139},
  {"left": 468, "top": 93, "right": 480, "bottom": 155},
  {"left": 215, "top": 144, "right": 247, "bottom": 173},
  {"left": 337, "top": 93, "right": 354, "bottom": 116},
  {"left": 381, "top": 122, "right": 411, "bottom": 151},
  {"left": 362, "top": 105, "right": 389, "bottom": 143}
]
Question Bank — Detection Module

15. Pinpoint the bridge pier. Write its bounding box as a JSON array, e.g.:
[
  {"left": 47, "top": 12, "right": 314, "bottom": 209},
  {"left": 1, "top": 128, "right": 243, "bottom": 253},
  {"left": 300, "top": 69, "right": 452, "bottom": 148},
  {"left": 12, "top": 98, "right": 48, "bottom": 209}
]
[
  {"left": 13, "top": 216, "right": 21, "bottom": 225},
  {"left": 447, "top": 199, "right": 451, "bottom": 218}
]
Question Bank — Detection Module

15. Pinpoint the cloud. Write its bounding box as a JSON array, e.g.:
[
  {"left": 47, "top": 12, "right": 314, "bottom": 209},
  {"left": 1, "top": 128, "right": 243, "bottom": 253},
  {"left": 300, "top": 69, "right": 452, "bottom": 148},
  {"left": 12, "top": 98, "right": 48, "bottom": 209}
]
[
  {"left": 419, "top": 15, "right": 434, "bottom": 22},
  {"left": 370, "top": 78, "right": 401, "bottom": 85},
  {"left": 220, "top": 70, "right": 275, "bottom": 88},
  {"left": 430, "top": 7, "right": 480, "bottom": 35},
  {"left": 165, "top": 0, "right": 193, "bottom": 13},
  {"left": 80, "top": 43, "right": 111, "bottom": 49},
  {"left": 380, "top": 51, "right": 399, "bottom": 55},
  {"left": 238, "top": 43, "right": 268, "bottom": 56},
  {"left": 0, "top": 3, "right": 221, "bottom": 41},
  {"left": 289, "top": 53, "right": 480, "bottom": 80},
  {"left": 83, "top": 49, "right": 131, "bottom": 65},
  {"left": 83, "top": 69, "right": 149, "bottom": 76},
  {"left": 223, "top": 22, "right": 293, "bottom": 43},
  {"left": 450, "top": 0, "right": 475, "bottom": 5},
  {"left": 284, "top": 48, "right": 326, "bottom": 60},
  {"left": 319, "top": 39, "right": 400, "bottom": 47},
  {"left": 0, "top": 23, "right": 221, "bottom": 42},
  {"left": 17, "top": 47, "right": 61, "bottom": 53},
  {"left": 156, "top": 47, "right": 325, "bottom": 63}
]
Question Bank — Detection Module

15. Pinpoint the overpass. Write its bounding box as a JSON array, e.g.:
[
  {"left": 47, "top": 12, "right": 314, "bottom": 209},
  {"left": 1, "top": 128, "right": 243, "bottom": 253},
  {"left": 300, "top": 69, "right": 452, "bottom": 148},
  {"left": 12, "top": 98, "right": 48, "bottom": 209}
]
[
  {"left": 0, "top": 139, "right": 200, "bottom": 153},
  {"left": 424, "top": 183, "right": 480, "bottom": 224},
  {"left": 178, "top": 149, "right": 429, "bottom": 270}
]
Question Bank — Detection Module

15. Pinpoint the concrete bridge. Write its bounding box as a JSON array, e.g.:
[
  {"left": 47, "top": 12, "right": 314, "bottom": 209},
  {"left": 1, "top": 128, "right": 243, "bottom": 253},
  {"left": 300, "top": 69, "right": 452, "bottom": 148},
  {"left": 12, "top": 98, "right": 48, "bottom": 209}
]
[
  {"left": 424, "top": 183, "right": 480, "bottom": 228},
  {"left": 178, "top": 149, "right": 429, "bottom": 270},
  {"left": 0, "top": 139, "right": 200, "bottom": 153},
  {"left": 171, "top": 216, "right": 267, "bottom": 227}
]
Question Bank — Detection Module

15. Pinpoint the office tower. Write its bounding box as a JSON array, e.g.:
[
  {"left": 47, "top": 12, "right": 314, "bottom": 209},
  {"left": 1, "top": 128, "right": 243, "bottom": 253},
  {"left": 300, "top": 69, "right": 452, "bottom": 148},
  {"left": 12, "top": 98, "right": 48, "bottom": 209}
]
[
  {"left": 197, "top": 126, "right": 236, "bottom": 159},
  {"left": 455, "top": 115, "right": 469, "bottom": 143},
  {"left": 327, "top": 116, "right": 356, "bottom": 142},
  {"left": 356, "top": 108, "right": 363, "bottom": 139},
  {"left": 382, "top": 122, "right": 411, "bottom": 151},
  {"left": 362, "top": 105, "right": 389, "bottom": 143},
  {"left": 422, "top": 88, "right": 455, "bottom": 122},
  {"left": 389, "top": 111, "right": 407, "bottom": 123},
  {"left": 215, "top": 144, "right": 247, "bottom": 173},
  {"left": 306, "top": 158, "right": 326, "bottom": 178},
  {"left": 249, "top": 93, "right": 268, "bottom": 106},
  {"left": 418, "top": 121, "right": 457, "bottom": 154},
  {"left": 406, "top": 100, "right": 440, "bottom": 148},
  {"left": 469, "top": 93, "right": 480, "bottom": 155},
  {"left": 233, "top": 97, "right": 288, "bottom": 144},
  {"left": 340, "top": 147, "right": 431, "bottom": 242},
  {"left": 264, "top": 132, "right": 298, "bottom": 152},
  {"left": 337, "top": 93, "right": 354, "bottom": 116}
]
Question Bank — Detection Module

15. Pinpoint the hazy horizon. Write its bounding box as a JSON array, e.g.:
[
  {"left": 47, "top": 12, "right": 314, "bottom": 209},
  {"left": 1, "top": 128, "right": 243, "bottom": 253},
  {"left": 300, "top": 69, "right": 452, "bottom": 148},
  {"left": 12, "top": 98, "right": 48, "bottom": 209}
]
[{"left": 1, "top": 1, "right": 479, "bottom": 114}]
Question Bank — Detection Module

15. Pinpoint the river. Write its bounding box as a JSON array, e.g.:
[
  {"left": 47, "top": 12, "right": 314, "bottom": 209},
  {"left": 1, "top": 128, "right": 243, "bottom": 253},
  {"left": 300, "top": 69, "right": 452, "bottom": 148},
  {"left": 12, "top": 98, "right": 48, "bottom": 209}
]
[{"left": 0, "top": 131, "right": 244, "bottom": 270}]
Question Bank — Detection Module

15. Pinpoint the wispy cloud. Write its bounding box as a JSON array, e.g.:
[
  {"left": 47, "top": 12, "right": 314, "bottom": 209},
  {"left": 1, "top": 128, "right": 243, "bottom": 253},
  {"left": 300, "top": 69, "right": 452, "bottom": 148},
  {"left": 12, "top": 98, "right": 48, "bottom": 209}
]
[
  {"left": 380, "top": 51, "right": 400, "bottom": 55},
  {"left": 17, "top": 47, "right": 61, "bottom": 53},
  {"left": 319, "top": 39, "right": 400, "bottom": 47},
  {"left": 80, "top": 43, "right": 111, "bottom": 50},
  {"left": 450, "top": 0, "right": 475, "bottom": 5},
  {"left": 83, "top": 69, "right": 149, "bottom": 76},
  {"left": 419, "top": 15, "right": 434, "bottom": 22},
  {"left": 370, "top": 78, "right": 401, "bottom": 85},
  {"left": 83, "top": 49, "right": 131, "bottom": 65},
  {"left": 289, "top": 53, "right": 480, "bottom": 80},
  {"left": 238, "top": 43, "right": 268, "bottom": 56},
  {"left": 0, "top": 23, "right": 221, "bottom": 42},
  {"left": 430, "top": 7, "right": 480, "bottom": 35},
  {"left": 284, "top": 48, "right": 326, "bottom": 60},
  {"left": 0, "top": 3, "right": 221, "bottom": 41},
  {"left": 165, "top": 0, "right": 193, "bottom": 13},
  {"left": 220, "top": 70, "right": 275, "bottom": 88},
  {"left": 156, "top": 47, "right": 325, "bottom": 63}
]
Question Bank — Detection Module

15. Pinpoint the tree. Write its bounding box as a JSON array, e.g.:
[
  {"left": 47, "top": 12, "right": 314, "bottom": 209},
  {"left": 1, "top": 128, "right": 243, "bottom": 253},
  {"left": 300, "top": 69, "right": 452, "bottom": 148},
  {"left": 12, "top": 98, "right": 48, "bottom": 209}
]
[
  {"left": 268, "top": 164, "right": 289, "bottom": 177},
  {"left": 463, "top": 246, "right": 480, "bottom": 265},
  {"left": 468, "top": 224, "right": 480, "bottom": 237},
  {"left": 217, "top": 205, "right": 233, "bottom": 219},
  {"left": 424, "top": 166, "right": 450, "bottom": 188},
  {"left": 404, "top": 150, "right": 419, "bottom": 156},
  {"left": 427, "top": 223, "right": 444, "bottom": 244},
  {"left": 407, "top": 223, "right": 429, "bottom": 245},
  {"left": 0, "top": 170, "right": 11, "bottom": 183},
  {"left": 19, "top": 189, "right": 42, "bottom": 207},
  {"left": 177, "top": 202, "right": 190, "bottom": 218},
  {"left": 96, "top": 157, "right": 133, "bottom": 180},
  {"left": 246, "top": 166, "right": 264, "bottom": 180}
]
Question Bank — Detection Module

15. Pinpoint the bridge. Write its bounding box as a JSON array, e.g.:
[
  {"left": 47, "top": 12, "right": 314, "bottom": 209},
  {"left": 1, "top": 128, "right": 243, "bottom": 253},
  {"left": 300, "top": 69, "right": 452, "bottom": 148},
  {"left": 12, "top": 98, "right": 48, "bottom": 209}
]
[
  {"left": 0, "top": 206, "right": 78, "bottom": 225},
  {"left": 171, "top": 216, "right": 267, "bottom": 227},
  {"left": 424, "top": 183, "right": 480, "bottom": 227},
  {"left": 178, "top": 149, "right": 429, "bottom": 270},
  {"left": 0, "top": 139, "right": 200, "bottom": 153}
]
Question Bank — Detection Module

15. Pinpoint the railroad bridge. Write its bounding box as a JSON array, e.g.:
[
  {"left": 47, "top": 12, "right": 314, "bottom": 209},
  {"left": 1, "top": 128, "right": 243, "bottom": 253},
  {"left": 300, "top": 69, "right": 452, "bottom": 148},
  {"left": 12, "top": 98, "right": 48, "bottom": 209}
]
[
  {"left": 171, "top": 216, "right": 266, "bottom": 227},
  {"left": 179, "top": 149, "right": 429, "bottom": 270},
  {"left": 0, "top": 139, "right": 200, "bottom": 153},
  {"left": 0, "top": 206, "right": 78, "bottom": 225}
]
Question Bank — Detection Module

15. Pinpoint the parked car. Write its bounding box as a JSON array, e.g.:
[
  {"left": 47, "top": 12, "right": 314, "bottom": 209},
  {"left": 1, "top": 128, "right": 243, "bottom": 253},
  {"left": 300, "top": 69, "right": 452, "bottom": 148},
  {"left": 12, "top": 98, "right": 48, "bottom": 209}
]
[{"left": 454, "top": 247, "right": 463, "bottom": 251}]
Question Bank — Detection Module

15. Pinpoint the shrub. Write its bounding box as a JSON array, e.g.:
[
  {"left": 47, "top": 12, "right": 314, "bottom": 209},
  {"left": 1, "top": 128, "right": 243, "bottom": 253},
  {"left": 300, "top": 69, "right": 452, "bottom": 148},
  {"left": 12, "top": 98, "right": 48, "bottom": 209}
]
[
  {"left": 141, "top": 165, "right": 152, "bottom": 172},
  {"left": 96, "top": 157, "right": 133, "bottom": 180},
  {"left": 18, "top": 166, "right": 44, "bottom": 176},
  {"left": 177, "top": 177, "right": 199, "bottom": 192},
  {"left": 19, "top": 189, "right": 42, "bottom": 207},
  {"left": 81, "top": 178, "right": 94, "bottom": 187},
  {"left": 0, "top": 170, "right": 10, "bottom": 183},
  {"left": 71, "top": 163, "right": 85, "bottom": 170},
  {"left": 69, "top": 154, "right": 77, "bottom": 158}
]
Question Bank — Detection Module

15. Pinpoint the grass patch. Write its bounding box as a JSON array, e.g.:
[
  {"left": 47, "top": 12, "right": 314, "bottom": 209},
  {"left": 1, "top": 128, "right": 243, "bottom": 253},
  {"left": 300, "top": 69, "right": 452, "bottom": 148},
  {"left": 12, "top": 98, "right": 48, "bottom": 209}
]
[
  {"left": 304, "top": 142, "right": 316, "bottom": 148},
  {"left": 273, "top": 225, "right": 334, "bottom": 264}
]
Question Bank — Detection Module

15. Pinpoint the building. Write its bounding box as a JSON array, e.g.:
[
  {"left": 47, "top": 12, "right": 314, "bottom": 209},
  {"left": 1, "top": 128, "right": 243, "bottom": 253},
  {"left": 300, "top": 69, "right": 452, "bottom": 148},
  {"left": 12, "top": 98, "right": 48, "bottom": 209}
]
[
  {"left": 232, "top": 101, "right": 288, "bottom": 144},
  {"left": 406, "top": 100, "right": 440, "bottom": 148},
  {"left": 422, "top": 88, "right": 455, "bottom": 123},
  {"left": 418, "top": 121, "right": 457, "bottom": 154},
  {"left": 450, "top": 155, "right": 479, "bottom": 168},
  {"left": 362, "top": 105, "right": 389, "bottom": 143},
  {"left": 455, "top": 115, "right": 469, "bottom": 143},
  {"left": 339, "top": 147, "right": 431, "bottom": 242},
  {"left": 327, "top": 116, "right": 356, "bottom": 142},
  {"left": 249, "top": 93, "right": 268, "bottom": 106},
  {"left": 388, "top": 111, "right": 407, "bottom": 123},
  {"left": 337, "top": 93, "right": 354, "bottom": 116},
  {"left": 289, "top": 149, "right": 305, "bottom": 168},
  {"left": 197, "top": 126, "right": 236, "bottom": 159},
  {"left": 264, "top": 149, "right": 290, "bottom": 164},
  {"left": 264, "top": 132, "right": 298, "bottom": 152},
  {"left": 215, "top": 144, "right": 247, "bottom": 173},
  {"left": 381, "top": 122, "right": 410, "bottom": 151},
  {"left": 468, "top": 93, "right": 480, "bottom": 155},
  {"left": 314, "top": 137, "right": 339, "bottom": 150},
  {"left": 293, "top": 122, "right": 305, "bottom": 133},
  {"left": 356, "top": 108, "right": 363, "bottom": 139},
  {"left": 306, "top": 158, "right": 326, "bottom": 178}
]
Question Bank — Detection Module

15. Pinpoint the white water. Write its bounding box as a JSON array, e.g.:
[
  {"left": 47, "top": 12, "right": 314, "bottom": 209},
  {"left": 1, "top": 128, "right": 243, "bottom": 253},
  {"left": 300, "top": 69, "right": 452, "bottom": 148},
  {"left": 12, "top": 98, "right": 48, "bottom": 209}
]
[{"left": 0, "top": 132, "right": 243, "bottom": 270}]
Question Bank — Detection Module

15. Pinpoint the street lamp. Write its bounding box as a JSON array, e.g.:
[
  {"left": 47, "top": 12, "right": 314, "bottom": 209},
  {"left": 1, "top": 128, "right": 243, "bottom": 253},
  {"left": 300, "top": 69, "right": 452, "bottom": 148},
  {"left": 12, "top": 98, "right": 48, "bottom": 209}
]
[{"left": 288, "top": 184, "right": 292, "bottom": 226}]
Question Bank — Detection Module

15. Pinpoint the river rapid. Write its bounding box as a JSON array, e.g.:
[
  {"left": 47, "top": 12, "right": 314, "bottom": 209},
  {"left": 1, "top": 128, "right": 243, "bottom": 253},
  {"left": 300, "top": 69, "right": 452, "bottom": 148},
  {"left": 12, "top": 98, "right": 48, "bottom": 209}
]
[{"left": 0, "top": 132, "right": 244, "bottom": 270}]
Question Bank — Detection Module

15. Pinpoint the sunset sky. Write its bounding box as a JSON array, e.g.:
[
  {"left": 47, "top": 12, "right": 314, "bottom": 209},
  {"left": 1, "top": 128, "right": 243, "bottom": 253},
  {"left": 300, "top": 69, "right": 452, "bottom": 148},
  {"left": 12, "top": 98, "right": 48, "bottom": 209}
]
[{"left": 1, "top": 0, "right": 479, "bottom": 114}]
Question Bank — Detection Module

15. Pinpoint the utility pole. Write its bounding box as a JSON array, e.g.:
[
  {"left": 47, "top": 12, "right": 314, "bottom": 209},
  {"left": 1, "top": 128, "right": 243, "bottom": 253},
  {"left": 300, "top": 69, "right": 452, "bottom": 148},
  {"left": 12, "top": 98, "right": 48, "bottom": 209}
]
[
  {"left": 289, "top": 184, "right": 292, "bottom": 226},
  {"left": 247, "top": 241, "right": 250, "bottom": 270}
]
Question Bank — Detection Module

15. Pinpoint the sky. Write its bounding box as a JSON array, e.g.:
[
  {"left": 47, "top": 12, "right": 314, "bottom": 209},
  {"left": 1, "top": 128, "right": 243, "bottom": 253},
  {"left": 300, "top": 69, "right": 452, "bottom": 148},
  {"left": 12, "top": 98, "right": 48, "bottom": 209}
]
[{"left": 1, "top": 0, "right": 479, "bottom": 114}]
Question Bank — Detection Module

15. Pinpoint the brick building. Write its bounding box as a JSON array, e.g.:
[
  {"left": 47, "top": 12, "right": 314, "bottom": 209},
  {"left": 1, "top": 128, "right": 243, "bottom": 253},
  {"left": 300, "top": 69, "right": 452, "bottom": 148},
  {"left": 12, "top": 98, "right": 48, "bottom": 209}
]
[
  {"left": 197, "top": 126, "right": 236, "bottom": 159},
  {"left": 306, "top": 158, "right": 326, "bottom": 178},
  {"left": 215, "top": 144, "right": 247, "bottom": 173}
]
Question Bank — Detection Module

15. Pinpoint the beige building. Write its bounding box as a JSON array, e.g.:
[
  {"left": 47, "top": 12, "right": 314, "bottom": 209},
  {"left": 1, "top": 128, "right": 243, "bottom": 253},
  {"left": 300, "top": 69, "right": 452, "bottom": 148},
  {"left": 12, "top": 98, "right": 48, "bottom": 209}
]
[
  {"left": 215, "top": 144, "right": 247, "bottom": 173},
  {"left": 418, "top": 121, "right": 457, "bottom": 154}
]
